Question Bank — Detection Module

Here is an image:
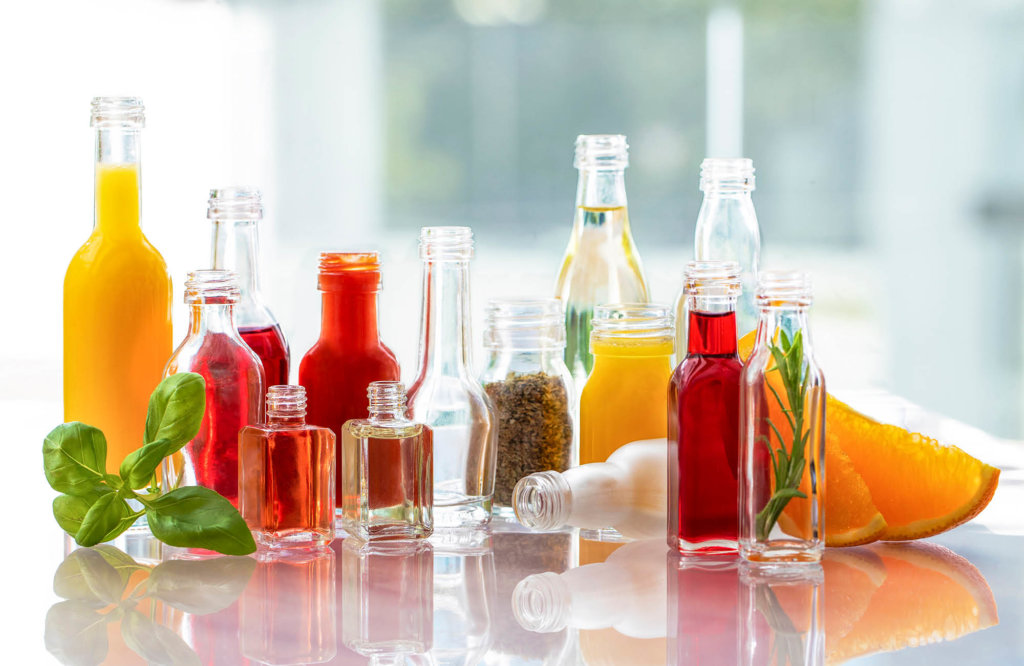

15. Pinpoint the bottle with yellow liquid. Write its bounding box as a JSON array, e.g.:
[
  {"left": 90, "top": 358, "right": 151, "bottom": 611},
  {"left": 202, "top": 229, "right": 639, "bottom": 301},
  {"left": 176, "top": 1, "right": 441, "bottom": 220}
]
[
  {"left": 64, "top": 97, "right": 172, "bottom": 469},
  {"left": 554, "top": 135, "right": 650, "bottom": 388}
]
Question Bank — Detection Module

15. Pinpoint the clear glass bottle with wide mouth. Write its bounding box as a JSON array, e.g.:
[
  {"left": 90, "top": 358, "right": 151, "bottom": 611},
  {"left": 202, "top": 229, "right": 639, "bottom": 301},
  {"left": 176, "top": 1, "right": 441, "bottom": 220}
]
[
  {"left": 740, "top": 271, "right": 826, "bottom": 566},
  {"left": 208, "top": 187, "right": 290, "bottom": 387},
  {"left": 407, "top": 226, "right": 496, "bottom": 529},
  {"left": 162, "top": 270, "right": 265, "bottom": 505},
  {"left": 480, "top": 298, "right": 574, "bottom": 511},
  {"left": 555, "top": 135, "right": 650, "bottom": 388}
]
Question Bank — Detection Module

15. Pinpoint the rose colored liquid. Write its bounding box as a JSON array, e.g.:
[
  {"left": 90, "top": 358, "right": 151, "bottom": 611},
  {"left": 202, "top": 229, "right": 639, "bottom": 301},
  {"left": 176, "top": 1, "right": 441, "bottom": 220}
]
[
  {"left": 668, "top": 310, "right": 742, "bottom": 552},
  {"left": 240, "top": 324, "right": 290, "bottom": 387},
  {"left": 670, "top": 559, "right": 740, "bottom": 663}
]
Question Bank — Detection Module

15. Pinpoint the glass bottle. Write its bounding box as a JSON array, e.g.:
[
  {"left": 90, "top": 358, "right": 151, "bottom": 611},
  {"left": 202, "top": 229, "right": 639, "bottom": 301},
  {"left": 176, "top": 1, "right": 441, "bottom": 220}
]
[
  {"left": 669, "top": 554, "right": 741, "bottom": 665},
  {"left": 64, "top": 97, "right": 172, "bottom": 469},
  {"left": 740, "top": 271, "right": 826, "bottom": 566},
  {"left": 299, "top": 251, "right": 401, "bottom": 515},
  {"left": 208, "top": 187, "right": 290, "bottom": 387},
  {"left": 579, "top": 304, "right": 673, "bottom": 465},
  {"left": 669, "top": 260, "right": 743, "bottom": 555},
  {"left": 480, "top": 299, "right": 574, "bottom": 510},
  {"left": 739, "top": 565, "right": 824, "bottom": 666},
  {"left": 430, "top": 536, "right": 496, "bottom": 665},
  {"left": 513, "top": 438, "right": 666, "bottom": 540},
  {"left": 162, "top": 270, "right": 265, "bottom": 505},
  {"left": 675, "top": 157, "right": 760, "bottom": 353},
  {"left": 555, "top": 134, "right": 650, "bottom": 387},
  {"left": 239, "top": 385, "right": 336, "bottom": 549},
  {"left": 341, "top": 381, "right": 433, "bottom": 541},
  {"left": 407, "top": 226, "right": 496, "bottom": 528}
]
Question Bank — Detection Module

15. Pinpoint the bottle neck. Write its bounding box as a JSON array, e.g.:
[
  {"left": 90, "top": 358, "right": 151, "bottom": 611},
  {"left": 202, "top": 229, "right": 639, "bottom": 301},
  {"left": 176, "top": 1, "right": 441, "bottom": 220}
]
[
  {"left": 94, "top": 128, "right": 141, "bottom": 238},
  {"left": 755, "top": 306, "right": 813, "bottom": 352},
  {"left": 414, "top": 259, "right": 473, "bottom": 379},
  {"left": 320, "top": 288, "right": 381, "bottom": 348},
  {"left": 267, "top": 412, "right": 306, "bottom": 427},
  {"left": 211, "top": 221, "right": 262, "bottom": 302},
  {"left": 575, "top": 167, "right": 628, "bottom": 211},
  {"left": 188, "top": 303, "right": 240, "bottom": 338},
  {"left": 687, "top": 309, "right": 738, "bottom": 356}
]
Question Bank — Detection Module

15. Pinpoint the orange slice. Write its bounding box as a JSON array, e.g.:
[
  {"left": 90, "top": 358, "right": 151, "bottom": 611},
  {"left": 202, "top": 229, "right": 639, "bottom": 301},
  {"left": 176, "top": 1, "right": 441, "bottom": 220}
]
[{"left": 822, "top": 547, "right": 886, "bottom": 643}]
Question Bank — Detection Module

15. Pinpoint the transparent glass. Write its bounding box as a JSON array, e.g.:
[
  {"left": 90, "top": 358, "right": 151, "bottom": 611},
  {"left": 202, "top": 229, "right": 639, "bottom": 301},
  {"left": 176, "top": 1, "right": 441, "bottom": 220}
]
[
  {"left": 513, "top": 438, "right": 666, "bottom": 539},
  {"left": 407, "top": 227, "right": 496, "bottom": 528},
  {"left": 740, "top": 272, "right": 826, "bottom": 566},
  {"left": 64, "top": 96, "right": 173, "bottom": 471},
  {"left": 342, "top": 381, "right": 433, "bottom": 541},
  {"left": 480, "top": 298, "right": 574, "bottom": 509},
  {"left": 299, "top": 251, "right": 401, "bottom": 515},
  {"left": 555, "top": 134, "right": 650, "bottom": 387},
  {"left": 162, "top": 270, "right": 265, "bottom": 505},
  {"left": 342, "top": 540, "right": 434, "bottom": 660},
  {"left": 739, "top": 564, "right": 825, "bottom": 666},
  {"left": 239, "top": 385, "right": 336, "bottom": 549},
  {"left": 668, "top": 554, "right": 741, "bottom": 664},
  {"left": 669, "top": 261, "right": 743, "bottom": 555},
  {"left": 240, "top": 548, "right": 337, "bottom": 665},
  {"left": 430, "top": 536, "right": 496, "bottom": 665},
  {"left": 675, "top": 157, "right": 761, "bottom": 353},
  {"left": 579, "top": 304, "right": 674, "bottom": 466},
  {"left": 209, "top": 187, "right": 290, "bottom": 387}
]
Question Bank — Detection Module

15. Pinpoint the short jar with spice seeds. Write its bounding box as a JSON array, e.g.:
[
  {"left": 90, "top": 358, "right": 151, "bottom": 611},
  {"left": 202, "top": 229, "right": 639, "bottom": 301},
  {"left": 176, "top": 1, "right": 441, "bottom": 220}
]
[{"left": 480, "top": 299, "right": 575, "bottom": 511}]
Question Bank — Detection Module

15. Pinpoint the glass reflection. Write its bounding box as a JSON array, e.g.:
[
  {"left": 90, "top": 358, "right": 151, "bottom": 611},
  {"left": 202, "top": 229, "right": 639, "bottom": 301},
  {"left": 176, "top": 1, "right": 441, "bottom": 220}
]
[
  {"left": 739, "top": 565, "right": 824, "bottom": 666},
  {"left": 430, "top": 530, "right": 496, "bottom": 665},
  {"left": 668, "top": 554, "right": 739, "bottom": 665},
  {"left": 241, "top": 547, "right": 338, "bottom": 665}
]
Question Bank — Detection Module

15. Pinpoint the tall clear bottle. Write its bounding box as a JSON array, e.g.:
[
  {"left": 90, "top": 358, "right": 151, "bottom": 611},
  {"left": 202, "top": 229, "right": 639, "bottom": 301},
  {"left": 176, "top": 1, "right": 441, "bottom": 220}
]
[
  {"left": 555, "top": 134, "right": 650, "bottom": 387},
  {"left": 208, "top": 187, "right": 290, "bottom": 387},
  {"left": 64, "top": 97, "right": 172, "bottom": 468},
  {"left": 407, "top": 227, "right": 496, "bottom": 528},
  {"left": 676, "top": 157, "right": 760, "bottom": 352}
]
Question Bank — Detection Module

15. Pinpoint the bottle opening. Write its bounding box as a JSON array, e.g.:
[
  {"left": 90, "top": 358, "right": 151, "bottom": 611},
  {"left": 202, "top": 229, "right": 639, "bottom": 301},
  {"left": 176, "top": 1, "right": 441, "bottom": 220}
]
[
  {"left": 484, "top": 298, "right": 565, "bottom": 351},
  {"left": 591, "top": 303, "right": 673, "bottom": 339},
  {"left": 574, "top": 134, "right": 628, "bottom": 170},
  {"left": 419, "top": 226, "right": 474, "bottom": 260},
  {"left": 756, "top": 271, "right": 813, "bottom": 307},
  {"left": 208, "top": 187, "right": 263, "bottom": 221},
  {"left": 368, "top": 380, "right": 407, "bottom": 415},
  {"left": 267, "top": 385, "right": 307, "bottom": 418},
  {"left": 185, "top": 269, "right": 240, "bottom": 304},
  {"left": 700, "top": 157, "right": 755, "bottom": 193},
  {"left": 90, "top": 97, "right": 145, "bottom": 129},
  {"left": 685, "top": 260, "right": 742, "bottom": 306},
  {"left": 318, "top": 251, "right": 381, "bottom": 273},
  {"left": 512, "top": 572, "right": 572, "bottom": 633}
]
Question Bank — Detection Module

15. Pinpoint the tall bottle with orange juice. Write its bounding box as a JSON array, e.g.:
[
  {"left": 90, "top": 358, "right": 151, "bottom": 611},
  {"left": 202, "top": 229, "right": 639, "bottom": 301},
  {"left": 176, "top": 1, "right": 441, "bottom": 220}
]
[{"left": 64, "top": 97, "right": 173, "bottom": 468}]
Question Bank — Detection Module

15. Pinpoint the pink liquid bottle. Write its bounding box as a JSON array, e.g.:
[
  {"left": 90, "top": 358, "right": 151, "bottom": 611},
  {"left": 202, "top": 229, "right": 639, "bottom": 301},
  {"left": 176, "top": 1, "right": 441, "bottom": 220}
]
[
  {"left": 208, "top": 187, "right": 290, "bottom": 387},
  {"left": 163, "top": 270, "right": 265, "bottom": 505},
  {"left": 668, "top": 260, "right": 743, "bottom": 554}
]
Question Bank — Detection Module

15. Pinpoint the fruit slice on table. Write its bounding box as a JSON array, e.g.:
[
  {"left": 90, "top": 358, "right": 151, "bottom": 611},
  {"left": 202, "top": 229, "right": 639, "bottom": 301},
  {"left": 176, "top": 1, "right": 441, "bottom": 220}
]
[{"left": 827, "top": 541, "right": 998, "bottom": 663}]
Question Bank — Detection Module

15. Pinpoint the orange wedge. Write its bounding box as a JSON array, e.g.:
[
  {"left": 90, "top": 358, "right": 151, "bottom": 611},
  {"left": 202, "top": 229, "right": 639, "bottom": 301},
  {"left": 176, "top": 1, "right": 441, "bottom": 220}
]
[{"left": 822, "top": 547, "right": 887, "bottom": 643}]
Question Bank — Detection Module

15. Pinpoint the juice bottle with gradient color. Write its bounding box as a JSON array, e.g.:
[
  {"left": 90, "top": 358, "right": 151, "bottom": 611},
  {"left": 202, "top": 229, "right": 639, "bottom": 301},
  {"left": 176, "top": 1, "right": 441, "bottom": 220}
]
[
  {"left": 579, "top": 305, "right": 673, "bottom": 465},
  {"left": 555, "top": 135, "right": 649, "bottom": 388},
  {"left": 299, "top": 252, "right": 400, "bottom": 513},
  {"left": 64, "top": 97, "right": 172, "bottom": 468}
]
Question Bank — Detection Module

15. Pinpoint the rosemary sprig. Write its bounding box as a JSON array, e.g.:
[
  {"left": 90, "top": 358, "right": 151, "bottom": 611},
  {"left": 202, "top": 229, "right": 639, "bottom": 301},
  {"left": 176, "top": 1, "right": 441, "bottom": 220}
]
[{"left": 755, "top": 329, "right": 810, "bottom": 541}]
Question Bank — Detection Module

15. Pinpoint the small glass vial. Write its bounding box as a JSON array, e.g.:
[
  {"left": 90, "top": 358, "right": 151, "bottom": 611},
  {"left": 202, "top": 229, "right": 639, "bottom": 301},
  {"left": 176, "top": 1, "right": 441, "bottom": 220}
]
[
  {"left": 342, "top": 381, "right": 433, "bottom": 541},
  {"left": 163, "top": 270, "right": 265, "bottom": 505},
  {"left": 739, "top": 564, "right": 824, "bottom": 666},
  {"left": 239, "top": 385, "right": 336, "bottom": 549},
  {"left": 740, "top": 272, "right": 826, "bottom": 566},
  {"left": 480, "top": 298, "right": 574, "bottom": 511}
]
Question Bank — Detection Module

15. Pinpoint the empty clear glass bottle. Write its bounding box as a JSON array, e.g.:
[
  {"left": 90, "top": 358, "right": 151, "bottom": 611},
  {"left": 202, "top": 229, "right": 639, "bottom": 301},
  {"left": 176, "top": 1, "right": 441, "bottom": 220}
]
[
  {"left": 740, "top": 272, "right": 826, "bottom": 566},
  {"left": 739, "top": 564, "right": 824, "bottom": 666},
  {"left": 342, "top": 381, "right": 433, "bottom": 541},
  {"left": 407, "top": 226, "right": 496, "bottom": 528},
  {"left": 555, "top": 134, "right": 650, "bottom": 387},
  {"left": 208, "top": 187, "right": 290, "bottom": 387}
]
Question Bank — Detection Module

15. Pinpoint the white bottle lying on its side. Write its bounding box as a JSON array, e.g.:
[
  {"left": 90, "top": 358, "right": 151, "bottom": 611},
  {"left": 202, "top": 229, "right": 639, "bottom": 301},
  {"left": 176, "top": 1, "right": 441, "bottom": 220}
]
[{"left": 512, "top": 438, "right": 667, "bottom": 540}]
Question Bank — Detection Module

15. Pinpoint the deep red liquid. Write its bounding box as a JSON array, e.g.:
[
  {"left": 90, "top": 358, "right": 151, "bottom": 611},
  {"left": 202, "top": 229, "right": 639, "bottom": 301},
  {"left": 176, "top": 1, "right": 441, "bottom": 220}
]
[
  {"left": 240, "top": 324, "right": 290, "bottom": 388},
  {"left": 670, "top": 561, "right": 740, "bottom": 663},
  {"left": 667, "top": 310, "right": 742, "bottom": 551}
]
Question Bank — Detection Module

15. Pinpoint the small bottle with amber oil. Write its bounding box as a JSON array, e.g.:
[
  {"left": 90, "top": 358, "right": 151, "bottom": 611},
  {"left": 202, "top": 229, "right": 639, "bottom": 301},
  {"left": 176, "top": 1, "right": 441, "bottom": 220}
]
[
  {"left": 342, "top": 381, "right": 433, "bottom": 541},
  {"left": 239, "top": 385, "right": 336, "bottom": 549}
]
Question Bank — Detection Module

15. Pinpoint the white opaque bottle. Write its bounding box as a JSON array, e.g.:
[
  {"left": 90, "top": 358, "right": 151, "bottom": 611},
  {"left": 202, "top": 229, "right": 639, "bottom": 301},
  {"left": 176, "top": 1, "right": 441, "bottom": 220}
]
[{"left": 512, "top": 438, "right": 666, "bottom": 540}]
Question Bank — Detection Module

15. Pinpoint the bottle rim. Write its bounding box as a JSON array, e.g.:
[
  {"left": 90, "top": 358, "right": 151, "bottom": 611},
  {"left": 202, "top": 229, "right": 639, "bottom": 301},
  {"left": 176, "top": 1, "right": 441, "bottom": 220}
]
[
  {"left": 90, "top": 97, "right": 145, "bottom": 129},
  {"left": 208, "top": 187, "right": 263, "bottom": 221},
  {"left": 685, "top": 260, "right": 742, "bottom": 298},
  {"left": 318, "top": 251, "right": 381, "bottom": 273},
  {"left": 419, "top": 226, "right": 474, "bottom": 260},
  {"left": 184, "top": 269, "right": 239, "bottom": 304},
  {"left": 700, "top": 157, "right": 755, "bottom": 192},
  {"left": 483, "top": 298, "right": 566, "bottom": 351},
  {"left": 367, "top": 381, "right": 407, "bottom": 415},
  {"left": 591, "top": 303, "right": 673, "bottom": 339},
  {"left": 756, "top": 270, "right": 813, "bottom": 306},
  {"left": 267, "top": 385, "right": 307, "bottom": 417},
  {"left": 574, "top": 134, "right": 628, "bottom": 170}
]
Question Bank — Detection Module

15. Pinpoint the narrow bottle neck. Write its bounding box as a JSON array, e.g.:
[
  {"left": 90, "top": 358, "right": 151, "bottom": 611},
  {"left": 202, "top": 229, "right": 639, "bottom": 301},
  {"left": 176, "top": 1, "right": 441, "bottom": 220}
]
[
  {"left": 267, "top": 412, "right": 306, "bottom": 427},
  {"left": 696, "top": 190, "right": 756, "bottom": 226},
  {"left": 211, "top": 221, "right": 262, "bottom": 301},
  {"left": 188, "top": 303, "right": 240, "bottom": 338},
  {"left": 415, "top": 259, "right": 473, "bottom": 379},
  {"left": 755, "top": 307, "right": 813, "bottom": 351},
  {"left": 687, "top": 309, "right": 738, "bottom": 356},
  {"left": 575, "top": 167, "right": 628, "bottom": 211},
  {"left": 320, "top": 289, "right": 381, "bottom": 348},
  {"left": 94, "top": 128, "right": 141, "bottom": 237}
]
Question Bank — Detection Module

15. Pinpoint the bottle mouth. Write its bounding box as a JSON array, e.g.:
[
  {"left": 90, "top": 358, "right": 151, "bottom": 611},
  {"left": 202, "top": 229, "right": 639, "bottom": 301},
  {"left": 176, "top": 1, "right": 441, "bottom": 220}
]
[
  {"left": 368, "top": 380, "right": 407, "bottom": 415},
  {"left": 512, "top": 572, "right": 572, "bottom": 633},
  {"left": 419, "top": 226, "right": 474, "bottom": 260},
  {"left": 700, "top": 157, "right": 754, "bottom": 192},
  {"left": 184, "top": 269, "right": 240, "bottom": 304},
  {"left": 513, "top": 470, "right": 572, "bottom": 530},
  {"left": 267, "top": 385, "right": 307, "bottom": 418},
  {"left": 756, "top": 271, "right": 813, "bottom": 307},
  {"left": 90, "top": 97, "right": 145, "bottom": 128},
  {"left": 591, "top": 303, "right": 674, "bottom": 339},
  {"left": 483, "top": 298, "right": 565, "bottom": 351},
  {"left": 574, "top": 134, "right": 628, "bottom": 169},
  {"left": 685, "top": 260, "right": 742, "bottom": 300},
  {"left": 208, "top": 187, "right": 263, "bottom": 221},
  {"left": 318, "top": 251, "right": 381, "bottom": 273}
]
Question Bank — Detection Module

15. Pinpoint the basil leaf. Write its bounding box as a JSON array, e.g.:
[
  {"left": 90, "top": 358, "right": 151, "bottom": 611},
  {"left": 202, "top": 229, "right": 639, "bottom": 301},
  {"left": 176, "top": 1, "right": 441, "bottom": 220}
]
[
  {"left": 53, "top": 547, "right": 126, "bottom": 606},
  {"left": 53, "top": 493, "right": 108, "bottom": 536},
  {"left": 119, "top": 438, "right": 171, "bottom": 490},
  {"left": 146, "top": 486, "right": 256, "bottom": 556},
  {"left": 76, "top": 493, "right": 126, "bottom": 547},
  {"left": 44, "top": 600, "right": 109, "bottom": 666},
  {"left": 121, "top": 609, "right": 201, "bottom": 666},
  {"left": 144, "top": 373, "right": 206, "bottom": 448},
  {"left": 148, "top": 556, "right": 256, "bottom": 614},
  {"left": 92, "top": 545, "right": 148, "bottom": 586},
  {"left": 43, "top": 422, "right": 108, "bottom": 496}
]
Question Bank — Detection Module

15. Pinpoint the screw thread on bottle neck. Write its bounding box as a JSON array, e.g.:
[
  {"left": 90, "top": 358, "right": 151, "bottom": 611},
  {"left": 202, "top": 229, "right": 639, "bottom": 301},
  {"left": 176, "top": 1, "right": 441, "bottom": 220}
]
[
  {"left": 267, "top": 385, "right": 307, "bottom": 422},
  {"left": 512, "top": 471, "right": 572, "bottom": 530},
  {"left": 368, "top": 381, "right": 407, "bottom": 418}
]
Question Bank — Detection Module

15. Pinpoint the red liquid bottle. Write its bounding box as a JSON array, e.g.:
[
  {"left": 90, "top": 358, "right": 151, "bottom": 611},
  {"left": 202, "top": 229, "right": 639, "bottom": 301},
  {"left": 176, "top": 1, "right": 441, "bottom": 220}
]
[
  {"left": 163, "top": 270, "right": 265, "bottom": 505},
  {"left": 668, "top": 260, "right": 742, "bottom": 554},
  {"left": 209, "top": 187, "right": 290, "bottom": 387},
  {"left": 299, "top": 252, "right": 400, "bottom": 513}
]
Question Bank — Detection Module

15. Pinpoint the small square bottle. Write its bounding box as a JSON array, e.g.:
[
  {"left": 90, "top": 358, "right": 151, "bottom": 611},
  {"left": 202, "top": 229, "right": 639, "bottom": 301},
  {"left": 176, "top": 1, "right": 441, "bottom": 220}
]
[
  {"left": 341, "top": 381, "right": 433, "bottom": 541},
  {"left": 239, "top": 385, "right": 336, "bottom": 549}
]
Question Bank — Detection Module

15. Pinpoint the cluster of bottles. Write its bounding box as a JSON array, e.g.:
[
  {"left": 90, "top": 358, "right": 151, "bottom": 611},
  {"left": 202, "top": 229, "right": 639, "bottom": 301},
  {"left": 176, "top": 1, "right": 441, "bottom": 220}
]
[{"left": 64, "top": 97, "right": 823, "bottom": 566}]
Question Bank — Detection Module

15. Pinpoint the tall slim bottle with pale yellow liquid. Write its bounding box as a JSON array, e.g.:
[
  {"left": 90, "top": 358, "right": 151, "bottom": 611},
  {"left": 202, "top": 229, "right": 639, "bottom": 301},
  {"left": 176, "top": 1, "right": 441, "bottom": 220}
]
[{"left": 64, "top": 97, "right": 172, "bottom": 468}]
